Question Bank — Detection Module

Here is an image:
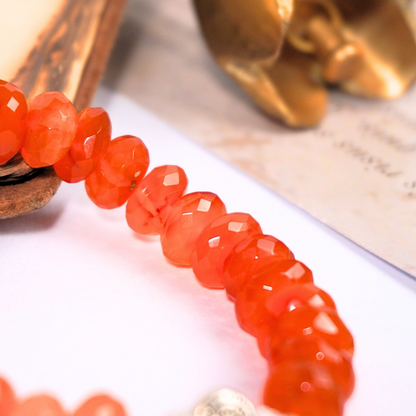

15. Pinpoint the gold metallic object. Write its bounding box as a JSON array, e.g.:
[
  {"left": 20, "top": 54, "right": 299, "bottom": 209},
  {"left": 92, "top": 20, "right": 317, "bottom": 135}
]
[
  {"left": 193, "top": 0, "right": 416, "bottom": 127},
  {"left": 286, "top": 0, "right": 363, "bottom": 84}
]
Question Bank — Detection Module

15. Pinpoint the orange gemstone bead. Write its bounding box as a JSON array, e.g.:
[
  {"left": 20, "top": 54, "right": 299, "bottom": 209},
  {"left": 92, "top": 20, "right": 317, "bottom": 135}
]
[
  {"left": 224, "top": 234, "right": 294, "bottom": 300},
  {"left": 268, "top": 336, "right": 355, "bottom": 399},
  {"left": 126, "top": 165, "right": 188, "bottom": 235},
  {"left": 85, "top": 135, "right": 150, "bottom": 209},
  {"left": 235, "top": 260, "right": 314, "bottom": 337},
  {"left": 254, "top": 283, "right": 339, "bottom": 355},
  {"left": 264, "top": 360, "right": 343, "bottom": 416},
  {"left": 0, "top": 80, "right": 27, "bottom": 165},
  {"left": 0, "top": 378, "right": 17, "bottom": 416},
  {"left": 265, "top": 283, "right": 337, "bottom": 319},
  {"left": 267, "top": 305, "right": 354, "bottom": 357},
  {"left": 161, "top": 192, "right": 226, "bottom": 266},
  {"left": 14, "top": 395, "right": 66, "bottom": 416},
  {"left": 73, "top": 395, "right": 126, "bottom": 416},
  {"left": 54, "top": 107, "right": 111, "bottom": 183},
  {"left": 21, "top": 92, "right": 78, "bottom": 167},
  {"left": 191, "top": 213, "right": 262, "bottom": 289}
]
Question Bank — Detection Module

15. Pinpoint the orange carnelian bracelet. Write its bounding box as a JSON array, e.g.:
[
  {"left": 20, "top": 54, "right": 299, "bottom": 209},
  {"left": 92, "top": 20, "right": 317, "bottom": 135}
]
[{"left": 0, "top": 80, "right": 355, "bottom": 416}]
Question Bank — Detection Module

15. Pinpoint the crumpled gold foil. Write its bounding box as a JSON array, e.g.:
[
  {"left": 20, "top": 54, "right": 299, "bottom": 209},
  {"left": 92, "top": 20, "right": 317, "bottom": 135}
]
[{"left": 194, "top": 0, "right": 416, "bottom": 126}]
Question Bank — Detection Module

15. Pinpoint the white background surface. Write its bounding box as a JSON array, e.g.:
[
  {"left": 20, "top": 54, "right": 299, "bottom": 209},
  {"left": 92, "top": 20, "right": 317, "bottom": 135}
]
[{"left": 1, "top": 87, "right": 416, "bottom": 416}]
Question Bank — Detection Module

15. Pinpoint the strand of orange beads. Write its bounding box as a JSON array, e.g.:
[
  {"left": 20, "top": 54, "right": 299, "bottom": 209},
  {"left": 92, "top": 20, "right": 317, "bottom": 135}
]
[
  {"left": 0, "top": 79, "right": 355, "bottom": 416},
  {"left": 0, "top": 377, "right": 126, "bottom": 416}
]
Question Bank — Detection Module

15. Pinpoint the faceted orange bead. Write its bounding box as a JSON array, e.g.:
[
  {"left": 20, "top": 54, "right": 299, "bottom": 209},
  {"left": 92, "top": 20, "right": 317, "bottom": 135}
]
[
  {"left": 224, "top": 234, "right": 294, "bottom": 300},
  {"left": 267, "top": 305, "right": 354, "bottom": 357},
  {"left": 100, "top": 136, "right": 149, "bottom": 187},
  {"left": 14, "top": 395, "right": 66, "bottom": 416},
  {"left": 84, "top": 169, "right": 132, "bottom": 209},
  {"left": 264, "top": 360, "right": 343, "bottom": 416},
  {"left": 21, "top": 92, "right": 78, "bottom": 167},
  {"left": 0, "top": 80, "right": 27, "bottom": 165},
  {"left": 191, "top": 213, "right": 262, "bottom": 289},
  {"left": 126, "top": 165, "right": 188, "bottom": 235},
  {"left": 0, "top": 377, "right": 17, "bottom": 416},
  {"left": 54, "top": 107, "right": 111, "bottom": 183},
  {"left": 254, "top": 283, "right": 339, "bottom": 356},
  {"left": 265, "top": 283, "right": 337, "bottom": 319},
  {"left": 85, "top": 135, "right": 150, "bottom": 209},
  {"left": 268, "top": 336, "right": 355, "bottom": 399},
  {"left": 161, "top": 192, "right": 226, "bottom": 266},
  {"left": 73, "top": 395, "right": 126, "bottom": 416},
  {"left": 235, "top": 260, "right": 314, "bottom": 337}
]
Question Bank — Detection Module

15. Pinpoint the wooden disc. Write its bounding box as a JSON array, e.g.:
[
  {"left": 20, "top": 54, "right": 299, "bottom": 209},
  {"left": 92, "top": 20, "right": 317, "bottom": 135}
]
[
  {"left": 0, "top": 0, "right": 125, "bottom": 219},
  {"left": 0, "top": 167, "right": 60, "bottom": 219}
]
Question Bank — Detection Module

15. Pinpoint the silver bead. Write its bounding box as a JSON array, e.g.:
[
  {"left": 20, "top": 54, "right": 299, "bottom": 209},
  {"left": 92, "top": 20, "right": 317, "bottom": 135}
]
[{"left": 193, "top": 389, "right": 257, "bottom": 416}]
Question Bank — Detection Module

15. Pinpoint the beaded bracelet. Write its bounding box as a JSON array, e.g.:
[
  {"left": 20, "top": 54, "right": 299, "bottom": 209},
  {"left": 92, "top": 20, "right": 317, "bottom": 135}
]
[{"left": 0, "top": 80, "right": 355, "bottom": 416}]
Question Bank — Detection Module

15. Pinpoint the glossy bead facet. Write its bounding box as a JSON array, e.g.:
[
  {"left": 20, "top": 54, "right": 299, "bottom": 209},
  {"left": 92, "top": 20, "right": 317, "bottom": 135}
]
[
  {"left": 268, "top": 336, "right": 355, "bottom": 399},
  {"left": 14, "top": 395, "right": 66, "bottom": 416},
  {"left": 265, "top": 283, "right": 337, "bottom": 319},
  {"left": 54, "top": 107, "right": 111, "bottom": 183},
  {"left": 255, "top": 283, "right": 338, "bottom": 356},
  {"left": 264, "top": 361, "right": 343, "bottom": 416},
  {"left": 85, "top": 135, "right": 150, "bottom": 209},
  {"left": 74, "top": 395, "right": 126, "bottom": 416},
  {"left": 224, "top": 234, "right": 294, "bottom": 300},
  {"left": 161, "top": 192, "right": 226, "bottom": 266},
  {"left": 268, "top": 305, "right": 354, "bottom": 357},
  {"left": 0, "top": 378, "right": 16, "bottom": 416},
  {"left": 126, "top": 165, "right": 188, "bottom": 235},
  {"left": 21, "top": 92, "right": 78, "bottom": 167},
  {"left": 0, "top": 80, "right": 27, "bottom": 165},
  {"left": 235, "top": 260, "right": 314, "bottom": 336},
  {"left": 191, "top": 213, "right": 262, "bottom": 289}
]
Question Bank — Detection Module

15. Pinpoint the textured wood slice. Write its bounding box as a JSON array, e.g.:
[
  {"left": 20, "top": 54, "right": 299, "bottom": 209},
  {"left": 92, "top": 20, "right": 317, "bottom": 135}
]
[
  {"left": 0, "top": 168, "right": 60, "bottom": 219},
  {"left": 0, "top": 0, "right": 125, "bottom": 219}
]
